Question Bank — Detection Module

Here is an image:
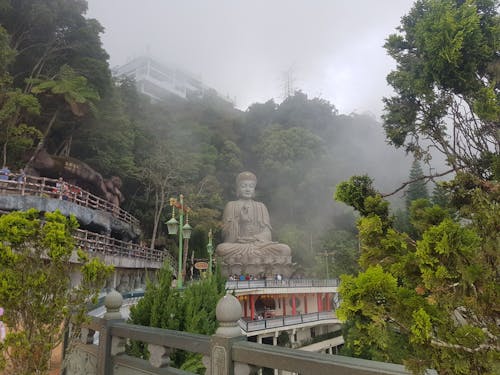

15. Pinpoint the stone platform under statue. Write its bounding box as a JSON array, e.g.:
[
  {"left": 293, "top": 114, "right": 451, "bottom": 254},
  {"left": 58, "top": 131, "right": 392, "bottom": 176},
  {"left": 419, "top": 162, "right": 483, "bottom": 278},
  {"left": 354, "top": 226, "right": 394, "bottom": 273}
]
[{"left": 216, "top": 171, "right": 294, "bottom": 277}]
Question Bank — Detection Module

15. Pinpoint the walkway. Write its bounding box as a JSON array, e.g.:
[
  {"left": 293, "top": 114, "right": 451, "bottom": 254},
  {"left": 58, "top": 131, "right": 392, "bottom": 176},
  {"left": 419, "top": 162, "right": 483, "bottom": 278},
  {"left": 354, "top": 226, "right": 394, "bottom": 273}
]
[
  {"left": 239, "top": 311, "right": 339, "bottom": 332},
  {"left": 226, "top": 278, "right": 339, "bottom": 290},
  {"left": 0, "top": 175, "right": 139, "bottom": 226},
  {"left": 74, "top": 228, "right": 174, "bottom": 265}
]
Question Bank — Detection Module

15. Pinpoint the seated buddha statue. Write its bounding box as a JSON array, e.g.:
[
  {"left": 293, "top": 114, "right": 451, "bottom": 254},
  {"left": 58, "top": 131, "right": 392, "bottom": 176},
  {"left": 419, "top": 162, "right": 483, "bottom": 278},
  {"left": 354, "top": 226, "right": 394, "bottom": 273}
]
[{"left": 216, "top": 172, "right": 292, "bottom": 273}]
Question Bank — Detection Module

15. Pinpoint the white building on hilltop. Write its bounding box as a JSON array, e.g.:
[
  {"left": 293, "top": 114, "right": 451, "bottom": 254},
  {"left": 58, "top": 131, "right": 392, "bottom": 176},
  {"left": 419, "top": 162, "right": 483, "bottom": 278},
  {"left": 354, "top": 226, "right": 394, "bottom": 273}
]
[{"left": 114, "top": 56, "right": 226, "bottom": 103}]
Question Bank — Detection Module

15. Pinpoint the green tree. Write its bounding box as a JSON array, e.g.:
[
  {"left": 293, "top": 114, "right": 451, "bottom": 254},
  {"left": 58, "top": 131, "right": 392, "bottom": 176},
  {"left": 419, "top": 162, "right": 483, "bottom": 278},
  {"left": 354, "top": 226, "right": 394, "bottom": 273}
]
[
  {"left": 336, "top": 179, "right": 499, "bottom": 373},
  {"left": 0, "top": 25, "right": 41, "bottom": 168},
  {"left": 383, "top": 0, "right": 499, "bottom": 179},
  {"left": 317, "top": 229, "right": 359, "bottom": 278},
  {"left": 28, "top": 64, "right": 100, "bottom": 150},
  {"left": 128, "top": 264, "right": 225, "bottom": 372},
  {"left": 431, "top": 182, "right": 450, "bottom": 208},
  {"left": 335, "top": 3, "right": 500, "bottom": 371},
  {"left": 0, "top": 209, "right": 113, "bottom": 375},
  {"left": 0, "top": 0, "right": 110, "bottom": 96},
  {"left": 405, "top": 160, "right": 428, "bottom": 209}
]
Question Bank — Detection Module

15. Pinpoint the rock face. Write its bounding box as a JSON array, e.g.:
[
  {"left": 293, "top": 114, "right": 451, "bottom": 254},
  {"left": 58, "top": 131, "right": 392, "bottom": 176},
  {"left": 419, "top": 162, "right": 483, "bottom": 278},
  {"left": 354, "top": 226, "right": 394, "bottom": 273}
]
[
  {"left": 215, "top": 171, "right": 293, "bottom": 277},
  {"left": 27, "top": 149, "right": 124, "bottom": 206}
]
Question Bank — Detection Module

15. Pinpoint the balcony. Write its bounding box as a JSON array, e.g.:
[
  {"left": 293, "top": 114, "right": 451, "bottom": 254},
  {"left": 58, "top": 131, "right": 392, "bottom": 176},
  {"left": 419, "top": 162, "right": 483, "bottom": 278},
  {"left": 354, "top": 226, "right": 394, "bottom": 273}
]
[{"left": 239, "top": 311, "right": 339, "bottom": 333}]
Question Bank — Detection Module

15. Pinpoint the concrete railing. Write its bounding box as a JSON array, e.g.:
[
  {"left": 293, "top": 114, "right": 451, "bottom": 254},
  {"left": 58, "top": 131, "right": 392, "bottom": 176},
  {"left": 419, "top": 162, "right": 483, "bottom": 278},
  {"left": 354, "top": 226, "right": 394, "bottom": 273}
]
[
  {"left": 226, "top": 278, "right": 339, "bottom": 290},
  {"left": 0, "top": 175, "right": 139, "bottom": 226},
  {"left": 239, "top": 311, "right": 338, "bottom": 332},
  {"left": 74, "top": 228, "right": 175, "bottom": 265},
  {"left": 65, "top": 291, "right": 425, "bottom": 375}
]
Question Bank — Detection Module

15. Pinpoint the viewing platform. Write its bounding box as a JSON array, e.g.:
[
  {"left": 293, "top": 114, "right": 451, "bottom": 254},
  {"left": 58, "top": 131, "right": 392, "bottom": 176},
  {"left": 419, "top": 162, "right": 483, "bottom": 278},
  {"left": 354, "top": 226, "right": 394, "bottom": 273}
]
[
  {"left": 239, "top": 310, "right": 340, "bottom": 334},
  {"left": 73, "top": 228, "right": 174, "bottom": 269},
  {"left": 0, "top": 175, "right": 141, "bottom": 240}
]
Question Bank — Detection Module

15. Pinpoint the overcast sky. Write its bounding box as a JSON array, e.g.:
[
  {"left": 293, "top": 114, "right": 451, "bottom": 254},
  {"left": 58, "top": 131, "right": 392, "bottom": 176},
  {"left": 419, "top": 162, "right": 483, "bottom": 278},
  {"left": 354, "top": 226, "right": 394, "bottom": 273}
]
[{"left": 86, "top": 0, "right": 415, "bottom": 115}]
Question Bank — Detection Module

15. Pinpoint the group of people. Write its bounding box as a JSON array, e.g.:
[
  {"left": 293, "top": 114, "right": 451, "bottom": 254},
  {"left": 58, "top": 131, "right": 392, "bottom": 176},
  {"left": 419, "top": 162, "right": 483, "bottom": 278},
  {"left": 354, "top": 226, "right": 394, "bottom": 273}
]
[
  {"left": 228, "top": 273, "right": 284, "bottom": 281},
  {"left": 54, "top": 177, "right": 82, "bottom": 201},
  {"left": 228, "top": 274, "right": 260, "bottom": 281},
  {"left": 0, "top": 166, "right": 26, "bottom": 183}
]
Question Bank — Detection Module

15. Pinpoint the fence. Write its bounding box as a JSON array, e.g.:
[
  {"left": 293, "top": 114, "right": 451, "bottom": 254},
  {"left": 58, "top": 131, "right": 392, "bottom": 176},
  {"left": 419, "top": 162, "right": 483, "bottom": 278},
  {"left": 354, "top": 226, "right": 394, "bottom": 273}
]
[
  {"left": 226, "top": 278, "right": 339, "bottom": 290},
  {"left": 0, "top": 174, "right": 139, "bottom": 226},
  {"left": 65, "top": 291, "right": 420, "bottom": 375},
  {"left": 238, "top": 311, "right": 338, "bottom": 332},
  {"left": 74, "top": 228, "right": 175, "bottom": 265}
]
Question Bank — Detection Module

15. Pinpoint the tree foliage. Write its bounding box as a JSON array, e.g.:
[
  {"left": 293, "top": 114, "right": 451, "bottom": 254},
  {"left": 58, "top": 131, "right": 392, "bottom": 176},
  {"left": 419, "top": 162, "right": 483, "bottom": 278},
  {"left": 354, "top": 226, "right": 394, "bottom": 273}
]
[
  {"left": 383, "top": 0, "right": 499, "bottom": 178},
  {"left": 128, "top": 265, "right": 226, "bottom": 372},
  {"left": 405, "top": 160, "right": 429, "bottom": 209},
  {"left": 335, "top": 2, "right": 499, "bottom": 372},
  {"left": 0, "top": 209, "right": 113, "bottom": 375}
]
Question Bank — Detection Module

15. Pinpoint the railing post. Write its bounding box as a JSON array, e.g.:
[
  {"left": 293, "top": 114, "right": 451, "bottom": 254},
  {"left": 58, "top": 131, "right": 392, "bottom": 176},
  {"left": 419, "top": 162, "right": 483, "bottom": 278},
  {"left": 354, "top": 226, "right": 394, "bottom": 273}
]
[
  {"left": 97, "top": 290, "right": 125, "bottom": 375},
  {"left": 208, "top": 293, "right": 251, "bottom": 375}
]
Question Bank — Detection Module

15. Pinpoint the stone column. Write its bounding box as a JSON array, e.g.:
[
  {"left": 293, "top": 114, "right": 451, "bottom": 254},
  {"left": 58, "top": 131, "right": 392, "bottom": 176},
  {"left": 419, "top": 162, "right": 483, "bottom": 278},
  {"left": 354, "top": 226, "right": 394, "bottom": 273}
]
[
  {"left": 97, "top": 290, "right": 125, "bottom": 375},
  {"left": 208, "top": 293, "right": 251, "bottom": 375}
]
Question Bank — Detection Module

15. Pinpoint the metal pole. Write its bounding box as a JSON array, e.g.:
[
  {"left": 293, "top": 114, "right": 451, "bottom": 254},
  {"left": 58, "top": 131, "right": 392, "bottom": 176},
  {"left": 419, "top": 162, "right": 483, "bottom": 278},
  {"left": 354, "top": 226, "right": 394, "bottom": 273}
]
[
  {"left": 177, "top": 194, "right": 184, "bottom": 289},
  {"left": 325, "top": 253, "right": 329, "bottom": 279},
  {"left": 207, "top": 229, "right": 213, "bottom": 274}
]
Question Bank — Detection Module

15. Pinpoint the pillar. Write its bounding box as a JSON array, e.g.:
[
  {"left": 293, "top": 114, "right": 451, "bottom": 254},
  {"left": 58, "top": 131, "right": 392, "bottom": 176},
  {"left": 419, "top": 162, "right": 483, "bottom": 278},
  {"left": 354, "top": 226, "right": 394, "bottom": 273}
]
[
  {"left": 292, "top": 294, "right": 296, "bottom": 316},
  {"left": 325, "top": 293, "right": 331, "bottom": 311},
  {"left": 97, "top": 290, "right": 125, "bottom": 374},
  {"left": 244, "top": 299, "right": 248, "bottom": 318},
  {"left": 317, "top": 293, "right": 323, "bottom": 312},
  {"left": 304, "top": 294, "right": 308, "bottom": 314},
  {"left": 282, "top": 296, "right": 286, "bottom": 316},
  {"left": 250, "top": 295, "right": 255, "bottom": 320},
  {"left": 209, "top": 293, "right": 250, "bottom": 375}
]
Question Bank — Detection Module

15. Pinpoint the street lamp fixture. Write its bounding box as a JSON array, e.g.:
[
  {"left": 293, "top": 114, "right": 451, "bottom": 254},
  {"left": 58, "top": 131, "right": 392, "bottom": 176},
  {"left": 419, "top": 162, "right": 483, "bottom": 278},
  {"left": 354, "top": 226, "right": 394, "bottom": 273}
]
[{"left": 167, "top": 195, "right": 191, "bottom": 288}]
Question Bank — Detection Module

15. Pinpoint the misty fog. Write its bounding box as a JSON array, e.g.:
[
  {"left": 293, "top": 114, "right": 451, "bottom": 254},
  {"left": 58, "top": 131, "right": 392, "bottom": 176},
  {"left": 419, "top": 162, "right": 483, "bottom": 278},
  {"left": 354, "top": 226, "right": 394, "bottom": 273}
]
[{"left": 86, "top": 0, "right": 416, "bottom": 115}]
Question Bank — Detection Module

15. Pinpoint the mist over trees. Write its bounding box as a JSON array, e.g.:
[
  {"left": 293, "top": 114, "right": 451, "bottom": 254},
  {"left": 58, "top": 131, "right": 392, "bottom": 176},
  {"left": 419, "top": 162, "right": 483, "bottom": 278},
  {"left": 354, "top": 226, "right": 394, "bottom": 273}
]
[
  {"left": 335, "top": 0, "right": 499, "bottom": 373},
  {"left": 1, "top": 0, "right": 498, "bottom": 373},
  {"left": 0, "top": 0, "right": 414, "bottom": 276}
]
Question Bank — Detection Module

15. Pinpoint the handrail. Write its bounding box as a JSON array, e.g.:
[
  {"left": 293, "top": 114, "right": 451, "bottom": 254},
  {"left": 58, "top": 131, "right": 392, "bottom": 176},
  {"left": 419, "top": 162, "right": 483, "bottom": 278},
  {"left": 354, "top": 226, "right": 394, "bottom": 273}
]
[
  {"left": 111, "top": 322, "right": 211, "bottom": 355},
  {"left": 238, "top": 311, "right": 338, "bottom": 332},
  {"left": 74, "top": 312, "right": 416, "bottom": 375},
  {"left": 226, "top": 278, "right": 340, "bottom": 290},
  {"left": 74, "top": 228, "right": 176, "bottom": 266},
  {"left": 0, "top": 174, "right": 139, "bottom": 226}
]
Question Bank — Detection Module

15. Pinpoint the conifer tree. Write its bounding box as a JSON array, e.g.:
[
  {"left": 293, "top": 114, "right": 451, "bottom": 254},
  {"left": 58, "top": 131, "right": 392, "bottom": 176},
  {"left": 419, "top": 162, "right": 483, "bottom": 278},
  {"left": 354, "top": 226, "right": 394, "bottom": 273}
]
[{"left": 405, "top": 160, "right": 428, "bottom": 210}]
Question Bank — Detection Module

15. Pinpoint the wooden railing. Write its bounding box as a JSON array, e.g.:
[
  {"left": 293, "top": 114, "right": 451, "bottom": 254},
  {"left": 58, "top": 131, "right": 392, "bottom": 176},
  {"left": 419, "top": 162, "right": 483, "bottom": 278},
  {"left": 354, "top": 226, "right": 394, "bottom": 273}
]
[
  {"left": 74, "top": 228, "right": 175, "bottom": 266},
  {"left": 0, "top": 174, "right": 139, "bottom": 226}
]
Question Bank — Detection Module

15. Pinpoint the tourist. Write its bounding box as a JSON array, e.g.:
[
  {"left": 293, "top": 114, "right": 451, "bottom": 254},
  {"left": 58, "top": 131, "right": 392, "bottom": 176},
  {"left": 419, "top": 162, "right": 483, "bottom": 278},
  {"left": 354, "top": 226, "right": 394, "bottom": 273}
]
[
  {"left": 56, "top": 177, "right": 69, "bottom": 200},
  {"left": 16, "top": 168, "right": 26, "bottom": 183},
  {"left": 0, "top": 166, "right": 10, "bottom": 181}
]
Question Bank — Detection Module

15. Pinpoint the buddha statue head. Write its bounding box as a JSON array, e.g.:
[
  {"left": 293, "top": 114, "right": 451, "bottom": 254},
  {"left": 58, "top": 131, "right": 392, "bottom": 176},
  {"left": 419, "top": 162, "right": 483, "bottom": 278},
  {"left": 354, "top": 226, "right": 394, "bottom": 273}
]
[{"left": 236, "top": 171, "right": 257, "bottom": 199}]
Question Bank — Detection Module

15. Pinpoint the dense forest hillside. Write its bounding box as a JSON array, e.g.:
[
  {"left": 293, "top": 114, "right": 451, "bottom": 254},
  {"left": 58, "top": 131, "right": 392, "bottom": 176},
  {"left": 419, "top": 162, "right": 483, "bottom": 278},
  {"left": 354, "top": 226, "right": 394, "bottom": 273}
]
[{"left": 0, "top": 0, "right": 411, "bottom": 275}]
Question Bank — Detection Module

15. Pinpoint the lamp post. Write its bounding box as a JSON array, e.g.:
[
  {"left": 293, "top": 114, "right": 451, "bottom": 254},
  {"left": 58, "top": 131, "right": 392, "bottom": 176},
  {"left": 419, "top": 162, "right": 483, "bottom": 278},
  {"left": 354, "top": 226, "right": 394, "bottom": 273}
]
[
  {"left": 166, "top": 194, "right": 192, "bottom": 289},
  {"left": 319, "top": 251, "right": 333, "bottom": 279},
  {"left": 207, "top": 229, "right": 214, "bottom": 274}
]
